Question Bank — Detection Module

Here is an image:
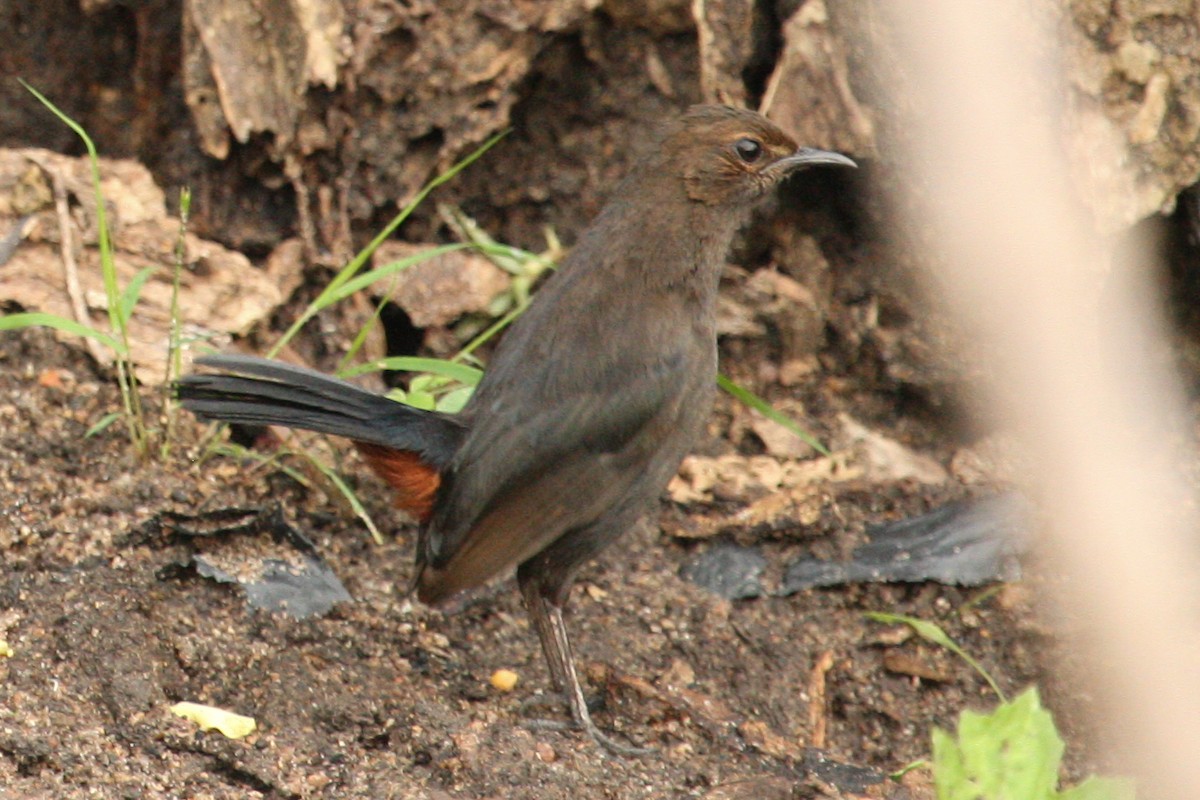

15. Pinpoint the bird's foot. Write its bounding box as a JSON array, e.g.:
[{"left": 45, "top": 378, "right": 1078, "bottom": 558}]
[
  {"left": 519, "top": 692, "right": 652, "bottom": 757},
  {"left": 518, "top": 691, "right": 604, "bottom": 718},
  {"left": 519, "top": 692, "right": 569, "bottom": 717}
]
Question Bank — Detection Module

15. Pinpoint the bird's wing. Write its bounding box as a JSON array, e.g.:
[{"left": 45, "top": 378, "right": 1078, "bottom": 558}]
[{"left": 416, "top": 357, "right": 688, "bottom": 602}]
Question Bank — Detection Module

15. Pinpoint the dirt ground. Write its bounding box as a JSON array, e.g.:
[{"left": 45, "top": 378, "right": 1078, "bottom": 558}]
[{"left": 0, "top": 319, "right": 1099, "bottom": 800}]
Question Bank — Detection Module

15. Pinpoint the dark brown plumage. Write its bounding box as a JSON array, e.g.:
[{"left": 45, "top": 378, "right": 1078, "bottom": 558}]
[{"left": 178, "top": 104, "right": 854, "bottom": 754}]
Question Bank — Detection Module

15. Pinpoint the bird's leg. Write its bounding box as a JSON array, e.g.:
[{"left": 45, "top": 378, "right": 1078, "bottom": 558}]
[
  {"left": 520, "top": 575, "right": 569, "bottom": 693},
  {"left": 518, "top": 576, "right": 651, "bottom": 756}
]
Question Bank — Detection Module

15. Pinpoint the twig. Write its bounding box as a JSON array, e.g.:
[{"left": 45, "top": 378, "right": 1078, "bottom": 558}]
[
  {"left": 286, "top": 153, "right": 319, "bottom": 266},
  {"left": 35, "top": 157, "right": 106, "bottom": 365},
  {"left": 806, "top": 650, "right": 835, "bottom": 749}
]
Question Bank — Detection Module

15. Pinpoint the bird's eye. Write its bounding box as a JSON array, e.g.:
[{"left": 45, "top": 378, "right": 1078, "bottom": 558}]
[{"left": 733, "top": 138, "right": 763, "bottom": 164}]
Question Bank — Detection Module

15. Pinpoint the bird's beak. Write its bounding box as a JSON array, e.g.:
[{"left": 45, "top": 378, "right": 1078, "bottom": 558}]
[{"left": 769, "top": 147, "right": 858, "bottom": 177}]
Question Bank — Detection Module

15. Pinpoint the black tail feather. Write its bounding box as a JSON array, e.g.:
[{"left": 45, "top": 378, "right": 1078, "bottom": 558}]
[{"left": 177, "top": 354, "right": 465, "bottom": 468}]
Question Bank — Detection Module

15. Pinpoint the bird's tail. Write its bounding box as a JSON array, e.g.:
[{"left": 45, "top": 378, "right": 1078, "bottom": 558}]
[{"left": 176, "top": 354, "right": 464, "bottom": 469}]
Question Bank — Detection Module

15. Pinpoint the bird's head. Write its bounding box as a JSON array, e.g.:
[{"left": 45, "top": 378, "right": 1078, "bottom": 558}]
[{"left": 662, "top": 105, "right": 856, "bottom": 207}]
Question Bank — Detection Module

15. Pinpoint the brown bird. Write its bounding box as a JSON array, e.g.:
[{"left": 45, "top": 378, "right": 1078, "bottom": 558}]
[{"left": 178, "top": 105, "right": 855, "bottom": 754}]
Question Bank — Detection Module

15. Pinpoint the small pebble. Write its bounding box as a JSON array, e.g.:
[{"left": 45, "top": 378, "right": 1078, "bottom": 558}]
[{"left": 490, "top": 669, "right": 519, "bottom": 692}]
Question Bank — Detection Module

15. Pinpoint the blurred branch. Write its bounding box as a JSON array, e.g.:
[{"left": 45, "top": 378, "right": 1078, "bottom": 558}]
[{"left": 883, "top": 4, "right": 1200, "bottom": 797}]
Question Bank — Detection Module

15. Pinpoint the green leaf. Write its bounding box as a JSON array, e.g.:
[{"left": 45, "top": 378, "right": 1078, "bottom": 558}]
[
  {"left": 340, "top": 356, "right": 484, "bottom": 386},
  {"left": 408, "top": 373, "right": 448, "bottom": 395},
  {"left": 933, "top": 689, "right": 1061, "bottom": 800},
  {"left": 717, "top": 373, "right": 828, "bottom": 456},
  {"left": 402, "top": 389, "right": 437, "bottom": 411},
  {"left": 931, "top": 727, "right": 972, "bottom": 800},
  {"left": 435, "top": 385, "right": 475, "bottom": 413},
  {"left": 118, "top": 266, "right": 156, "bottom": 325},
  {"left": 1058, "top": 777, "right": 1136, "bottom": 800},
  {"left": 485, "top": 292, "right": 515, "bottom": 317},
  {"left": 0, "top": 312, "right": 122, "bottom": 352}
]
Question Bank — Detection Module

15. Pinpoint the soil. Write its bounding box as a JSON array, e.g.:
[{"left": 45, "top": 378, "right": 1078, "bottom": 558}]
[{"left": 0, "top": 322, "right": 1090, "bottom": 800}]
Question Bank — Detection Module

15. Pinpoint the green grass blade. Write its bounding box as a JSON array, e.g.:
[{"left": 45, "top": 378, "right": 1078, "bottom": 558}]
[
  {"left": 84, "top": 411, "right": 122, "bottom": 438},
  {"left": 268, "top": 130, "right": 509, "bottom": 357},
  {"left": 328, "top": 243, "right": 470, "bottom": 303},
  {"left": 338, "top": 293, "right": 391, "bottom": 371},
  {"left": 452, "top": 302, "right": 526, "bottom": 362},
  {"left": 118, "top": 266, "right": 156, "bottom": 325},
  {"left": 889, "top": 759, "right": 928, "bottom": 781},
  {"left": 717, "top": 373, "right": 829, "bottom": 456},
  {"left": 22, "top": 79, "right": 148, "bottom": 456},
  {"left": 865, "top": 611, "right": 1006, "bottom": 701},
  {"left": 20, "top": 82, "right": 122, "bottom": 335},
  {"left": 207, "top": 441, "right": 383, "bottom": 546},
  {"left": 161, "top": 187, "right": 192, "bottom": 459},
  {"left": 339, "top": 356, "right": 484, "bottom": 385},
  {"left": 0, "top": 312, "right": 121, "bottom": 350},
  {"left": 302, "top": 455, "right": 385, "bottom": 546}
]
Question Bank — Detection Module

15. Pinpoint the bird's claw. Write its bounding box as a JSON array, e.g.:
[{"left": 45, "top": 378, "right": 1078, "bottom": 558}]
[{"left": 519, "top": 691, "right": 652, "bottom": 757}]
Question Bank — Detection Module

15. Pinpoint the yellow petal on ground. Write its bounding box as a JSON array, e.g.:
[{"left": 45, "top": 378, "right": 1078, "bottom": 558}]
[
  {"left": 490, "top": 669, "right": 519, "bottom": 692},
  {"left": 169, "top": 701, "right": 257, "bottom": 739},
  {"left": 0, "top": 640, "right": 12, "bottom": 657}
]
